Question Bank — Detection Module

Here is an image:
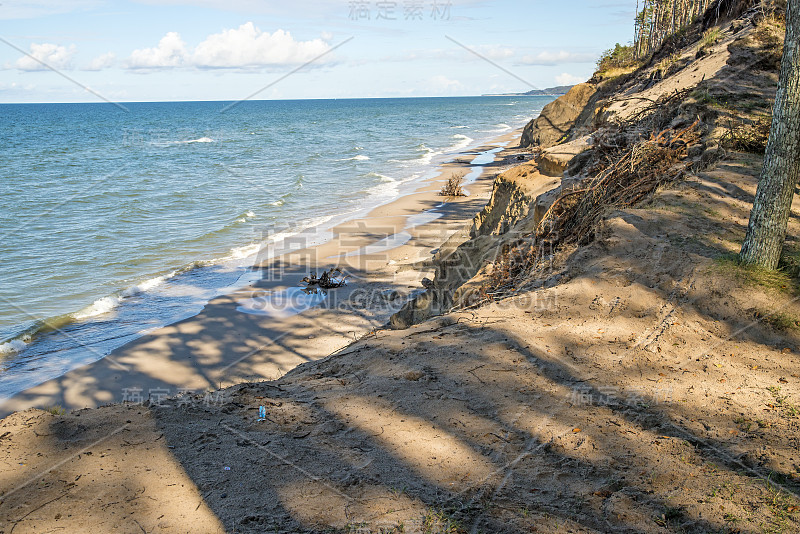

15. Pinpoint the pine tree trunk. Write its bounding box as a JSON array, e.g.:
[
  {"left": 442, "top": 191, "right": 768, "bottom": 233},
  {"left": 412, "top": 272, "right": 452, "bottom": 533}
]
[
  {"left": 740, "top": 1, "right": 800, "bottom": 269},
  {"left": 671, "top": 0, "right": 676, "bottom": 36}
]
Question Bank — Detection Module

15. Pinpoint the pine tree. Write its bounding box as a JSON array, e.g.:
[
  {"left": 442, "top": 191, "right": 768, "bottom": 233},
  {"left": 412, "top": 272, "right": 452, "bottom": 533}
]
[{"left": 739, "top": 0, "right": 800, "bottom": 269}]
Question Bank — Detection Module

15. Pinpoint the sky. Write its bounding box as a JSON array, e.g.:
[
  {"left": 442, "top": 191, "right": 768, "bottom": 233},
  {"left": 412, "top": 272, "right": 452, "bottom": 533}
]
[{"left": 0, "top": 0, "right": 637, "bottom": 103}]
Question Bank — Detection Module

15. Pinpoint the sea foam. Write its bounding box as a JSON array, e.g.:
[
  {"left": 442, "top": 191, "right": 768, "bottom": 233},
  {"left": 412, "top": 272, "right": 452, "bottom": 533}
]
[
  {"left": 0, "top": 338, "right": 28, "bottom": 355},
  {"left": 73, "top": 295, "right": 121, "bottom": 320},
  {"left": 448, "top": 134, "right": 474, "bottom": 152}
]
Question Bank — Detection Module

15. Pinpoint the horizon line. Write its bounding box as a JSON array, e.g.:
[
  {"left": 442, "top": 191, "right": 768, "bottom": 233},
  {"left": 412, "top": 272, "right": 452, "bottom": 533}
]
[{"left": 0, "top": 93, "right": 564, "bottom": 106}]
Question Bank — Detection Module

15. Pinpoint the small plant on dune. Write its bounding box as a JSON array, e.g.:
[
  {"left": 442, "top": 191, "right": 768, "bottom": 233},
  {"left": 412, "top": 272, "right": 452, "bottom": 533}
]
[
  {"left": 45, "top": 404, "right": 66, "bottom": 415},
  {"left": 767, "top": 386, "right": 799, "bottom": 418},
  {"left": 700, "top": 27, "right": 722, "bottom": 50},
  {"left": 690, "top": 87, "right": 720, "bottom": 106},
  {"left": 653, "top": 53, "right": 683, "bottom": 79},
  {"left": 438, "top": 171, "right": 466, "bottom": 197},
  {"left": 759, "top": 311, "right": 800, "bottom": 332},
  {"left": 422, "top": 507, "right": 462, "bottom": 534}
]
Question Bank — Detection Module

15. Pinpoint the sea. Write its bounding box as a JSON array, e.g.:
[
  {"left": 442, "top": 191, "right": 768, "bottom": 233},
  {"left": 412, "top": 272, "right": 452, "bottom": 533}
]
[{"left": 0, "top": 95, "right": 552, "bottom": 400}]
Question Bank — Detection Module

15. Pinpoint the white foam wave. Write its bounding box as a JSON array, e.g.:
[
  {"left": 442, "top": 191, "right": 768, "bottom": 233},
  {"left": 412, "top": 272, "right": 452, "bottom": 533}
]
[
  {"left": 448, "top": 134, "right": 474, "bottom": 152},
  {"left": 450, "top": 125, "right": 470, "bottom": 129},
  {"left": 228, "top": 243, "right": 262, "bottom": 260},
  {"left": 153, "top": 137, "right": 216, "bottom": 147},
  {"left": 69, "top": 271, "right": 180, "bottom": 321},
  {"left": 220, "top": 214, "right": 339, "bottom": 265},
  {"left": 0, "top": 338, "right": 27, "bottom": 355},
  {"left": 366, "top": 179, "right": 401, "bottom": 199},
  {"left": 122, "top": 272, "right": 175, "bottom": 297},
  {"left": 339, "top": 155, "right": 370, "bottom": 161},
  {"left": 367, "top": 172, "right": 395, "bottom": 183},
  {"left": 416, "top": 145, "right": 440, "bottom": 166},
  {"left": 73, "top": 295, "right": 121, "bottom": 320},
  {"left": 270, "top": 199, "right": 285, "bottom": 207},
  {"left": 235, "top": 210, "right": 255, "bottom": 222}
]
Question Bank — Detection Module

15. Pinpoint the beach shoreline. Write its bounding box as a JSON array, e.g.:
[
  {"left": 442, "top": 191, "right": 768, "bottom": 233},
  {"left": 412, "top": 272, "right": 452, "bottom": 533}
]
[{"left": 0, "top": 129, "right": 529, "bottom": 417}]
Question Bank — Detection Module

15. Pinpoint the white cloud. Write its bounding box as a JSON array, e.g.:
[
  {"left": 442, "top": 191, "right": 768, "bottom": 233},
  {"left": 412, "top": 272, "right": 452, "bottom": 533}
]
[
  {"left": 427, "top": 74, "right": 463, "bottom": 94},
  {"left": 125, "top": 23, "right": 332, "bottom": 70},
  {"left": 555, "top": 73, "right": 585, "bottom": 85},
  {"left": 519, "top": 51, "right": 596, "bottom": 66},
  {"left": 127, "top": 32, "right": 188, "bottom": 69},
  {"left": 12, "top": 42, "right": 76, "bottom": 71},
  {"left": 472, "top": 45, "right": 515, "bottom": 61},
  {"left": 84, "top": 52, "right": 116, "bottom": 71},
  {"left": 192, "top": 23, "right": 330, "bottom": 68}
]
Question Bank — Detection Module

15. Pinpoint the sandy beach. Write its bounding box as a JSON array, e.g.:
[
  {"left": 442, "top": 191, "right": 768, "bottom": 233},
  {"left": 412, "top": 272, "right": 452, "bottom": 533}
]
[{"left": 0, "top": 130, "right": 527, "bottom": 418}]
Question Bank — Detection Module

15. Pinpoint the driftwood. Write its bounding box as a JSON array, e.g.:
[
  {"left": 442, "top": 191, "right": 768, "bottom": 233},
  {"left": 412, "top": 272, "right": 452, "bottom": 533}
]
[{"left": 302, "top": 268, "right": 347, "bottom": 289}]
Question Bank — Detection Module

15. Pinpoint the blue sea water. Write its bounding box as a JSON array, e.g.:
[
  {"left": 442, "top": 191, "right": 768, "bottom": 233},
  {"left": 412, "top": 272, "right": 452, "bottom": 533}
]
[{"left": 0, "top": 96, "right": 551, "bottom": 399}]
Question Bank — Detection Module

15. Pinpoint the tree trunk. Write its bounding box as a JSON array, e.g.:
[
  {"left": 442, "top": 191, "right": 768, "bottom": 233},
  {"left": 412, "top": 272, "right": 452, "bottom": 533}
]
[
  {"left": 739, "top": 0, "right": 800, "bottom": 269},
  {"left": 671, "top": 0, "right": 676, "bottom": 37}
]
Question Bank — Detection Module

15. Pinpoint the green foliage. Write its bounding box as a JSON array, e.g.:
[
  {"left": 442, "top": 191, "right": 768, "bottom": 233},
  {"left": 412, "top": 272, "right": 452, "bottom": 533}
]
[
  {"left": 596, "top": 43, "right": 637, "bottom": 73},
  {"left": 422, "top": 508, "right": 463, "bottom": 534},
  {"left": 690, "top": 87, "right": 720, "bottom": 106},
  {"left": 45, "top": 404, "right": 66, "bottom": 415},
  {"left": 700, "top": 27, "right": 722, "bottom": 50},
  {"left": 760, "top": 311, "right": 800, "bottom": 332},
  {"left": 713, "top": 253, "right": 800, "bottom": 294}
]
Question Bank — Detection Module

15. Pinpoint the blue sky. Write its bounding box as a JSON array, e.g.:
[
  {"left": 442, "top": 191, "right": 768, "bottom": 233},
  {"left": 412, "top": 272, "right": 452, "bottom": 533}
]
[{"left": 0, "top": 1, "right": 636, "bottom": 102}]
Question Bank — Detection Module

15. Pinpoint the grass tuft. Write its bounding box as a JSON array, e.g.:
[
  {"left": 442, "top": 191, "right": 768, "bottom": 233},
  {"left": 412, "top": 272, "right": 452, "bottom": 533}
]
[
  {"left": 713, "top": 253, "right": 800, "bottom": 295},
  {"left": 700, "top": 27, "right": 722, "bottom": 50},
  {"left": 45, "top": 404, "right": 66, "bottom": 415}
]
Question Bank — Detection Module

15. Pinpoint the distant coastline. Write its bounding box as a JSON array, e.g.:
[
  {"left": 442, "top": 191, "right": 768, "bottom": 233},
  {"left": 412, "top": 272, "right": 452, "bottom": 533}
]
[{"left": 481, "top": 84, "right": 575, "bottom": 97}]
